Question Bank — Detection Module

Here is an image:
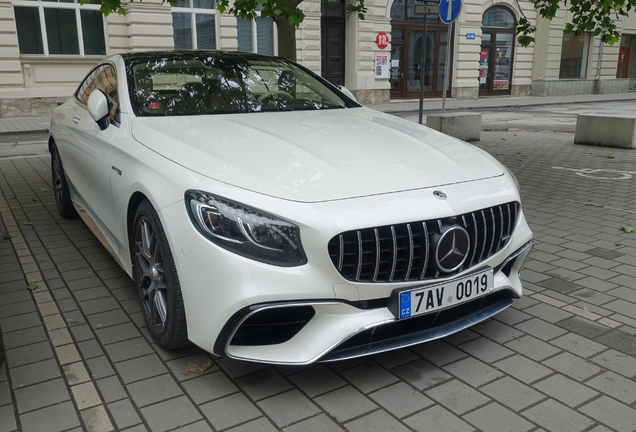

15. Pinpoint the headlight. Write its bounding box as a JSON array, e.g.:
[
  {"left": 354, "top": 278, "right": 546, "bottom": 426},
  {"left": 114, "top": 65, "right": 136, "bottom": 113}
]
[{"left": 185, "top": 190, "right": 307, "bottom": 266}]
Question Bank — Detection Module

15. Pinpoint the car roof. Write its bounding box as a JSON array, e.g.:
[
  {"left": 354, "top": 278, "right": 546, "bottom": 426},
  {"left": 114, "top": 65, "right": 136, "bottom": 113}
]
[{"left": 120, "top": 50, "right": 285, "bottom": 66}]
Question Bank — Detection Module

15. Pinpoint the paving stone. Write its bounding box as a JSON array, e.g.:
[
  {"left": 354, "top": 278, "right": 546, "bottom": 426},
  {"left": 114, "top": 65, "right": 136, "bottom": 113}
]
[
  {"left": 314, "top": 386, "right": 377, "bottom": 422},
  {"left": 200, "top": 393, "right": 261, "bottom": 430},
  {"left": 114, "top": 354, "right": 168, "bottom": 384},
  {"left": 104, "top": 337, "right": 154, "bottom": 363},
  {"left": 522, "top": 399, "right": 592, "bottom": 432},
  {"left": 70, "top": 324, "right": 95, "bottom": 343},
  {"left": 425, "top": 379, "right": 490, "bottom": 415},
  {"left": 369, "top": 382, "right": 433, "bottom": 419},
  {"left": 493, "top": 307, "right": 532, "bottom": 326},
  {"left": 181, "top": 370, "right": 238, "bottom": 404},
  {"left": 0, "top": 300, "right": 36, "bottom": 319},
  {"left": 345, "top": 409, "right": 410, "bottom": 432},
  {"left": 164, "top": 352, "right": 219, "bottom": 382},
  {"left": 585, "top": 371, "right": 636, "bottom": 404},
  {"left": 480, "top": 376, "right": 544, "bottom": 411},
  {"left": 579, "top": 396, "right": 636, "bottom": 432},
  {"left": 96, "top": 376, "right": 127, "bottom": 403},
  {"left": 471, "top": 319, "right": 525, "bottom": 343},
  {"left": 524, "top": 303, "right": 573, "bottom": 323},
  {"left": 442, "top": 356, "right": 504, "bottom": 387},
  {"left": 457, "top": 337, "right": 514, "bottom": 363},
  {"left": 86, "top": 356, "right": 116, "bottom": 379},
  {"left": 371, "top": 348, "right": 419, "bottom": 370},
  {"left": 594, "top": 330, "right": 636, "bottom": 356},
  {"left": 173, "top": 420, "right": 214, "bottom": 432},
  {"left": 0, "top": 404, "right": 17, "bottom": 432},
  {"left": 556, "top": 316, "right": 612, "bottom": 340},
  {"left": 127, "top": 374, "right": 183, "bottom": 408},
  {"left": 585, "top": 247, "right": 624, "bottom": 260},
  {"left": 235, "top": 368, "right": 292, "bottom": 401},
  {"left": 80, "top": 405, "right": 114, "bottom": 432},
  {"left": 214, "top": 357, "right": 268, "bottom": 379},
  {"left": 5, "top": 341, "right": 54, "bottom": 368},
  {"left": 72, "top": 381, "right": 102, "bottom": 410},
  {"left": 575, "top": 277, "right": 617, "bottom": 293},
  {"left": 533, "top": 374, "right": 598, "bottom": 407},
  {"left": 404, "top": 405, "right": 474, "bottom": 432},
  {"left": 464, "top": 402, "right": 534, "bottom": 432},
  {"left": 0, "top": 312, "right": 41, "bottom": 333},
  {"left": 19, "top": 400, "right": 81, "bottom": 432},
  {"left": 62, "top": 310, "right": 87, "bottom": 327},
  {"left": 569, "top": 289, "right": 615, "bottom": 306},
  {"left": 9, "top": 358, "right": 61, "bottom": 388},
  {"left": 95, "top": 322, "right": 141, "bottom": 345},
  {"left": 226, "top": 418, "right": 276, "bottom": 432},
  {"left": 504, "top": 334, "right": 561, "bottom": 361},
  {"left": 0, "top": 290, "right": 30, "bottom": 306},
  {"left": 493, "top": 354, "right": 553, "bottom": 384},
  {"left": 108, "top": 399, "right": 142, "bottom": 430},
  {"left": 550, "top": 333, "right": 607, "bottom": 359},
  {"left": 77, "top": 339, "right": 105, "bottom": 360},
  {"left": 442, "top": 329, "right": 481, "bottom": 346},
  {"left": 283, "top": 415, "right": 343, "bottom": 432},
  {"left": 140, "top": 395, "right": 202, "bottom": 432},
  {"left": 340, "top": 361, "right": 398, "bottom": 394},
  {"left": 258, "top": 389, "right": 320, "bottom": 428},
  {"left": 288, "top": 366, "right": 347, "bottom": 398},
  {"left": 538, "top": 277, "right": 582, "bottom": 294},
  {"left": 543, "top": 352, "right": 603, "bottom": 381},
  {"left": 14, "top": 378, "right": 70, "bottom": 414},
  {"left": 411, "top": 339, "right": 467, "bottom": 366},
  {"left": 2, "top": 326, "right": 47, "bottom": 349},
  {"left": 86, "top": 309, "right": 130, "bottom": 329},
  {"left": 515, "top": 318, "right": 567, "bottom": 341},
  {"left": 392, "top": 359, "right": 452, "bottom": 390},
  {"left": 78, "top": 297, "right": 120, "bottom": 316}
]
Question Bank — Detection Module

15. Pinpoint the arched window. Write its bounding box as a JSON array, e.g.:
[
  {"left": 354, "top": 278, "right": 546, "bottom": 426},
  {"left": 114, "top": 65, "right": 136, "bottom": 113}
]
[{"left": 482, "top": 6, "right": 515, "bottom": 29}]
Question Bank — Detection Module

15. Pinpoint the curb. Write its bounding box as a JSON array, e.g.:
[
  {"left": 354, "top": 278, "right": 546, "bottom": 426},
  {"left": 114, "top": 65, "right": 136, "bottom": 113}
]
[{"left": 0, "top": 128, "right": 49, "bottom": 136}]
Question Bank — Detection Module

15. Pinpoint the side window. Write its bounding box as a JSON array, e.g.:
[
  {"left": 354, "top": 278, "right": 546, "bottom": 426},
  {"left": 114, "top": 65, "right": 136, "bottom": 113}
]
[{"left": 75, "top": 65, "right": 120, "bottom": 124}]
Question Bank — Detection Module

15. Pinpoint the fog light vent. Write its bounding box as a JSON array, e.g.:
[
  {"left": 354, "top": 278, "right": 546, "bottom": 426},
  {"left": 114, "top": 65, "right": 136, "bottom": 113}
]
[{"left": 230, "top": 306, "right": 315, "bottom": 346}]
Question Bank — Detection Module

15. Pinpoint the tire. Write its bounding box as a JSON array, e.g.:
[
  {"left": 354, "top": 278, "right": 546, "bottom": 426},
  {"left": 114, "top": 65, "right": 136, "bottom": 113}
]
[
  {"left": 50, "top": 144, "right": 78, "bottom": 219},
  {"left": 133, "top": 200, "right": 189, "bottom": 349}
]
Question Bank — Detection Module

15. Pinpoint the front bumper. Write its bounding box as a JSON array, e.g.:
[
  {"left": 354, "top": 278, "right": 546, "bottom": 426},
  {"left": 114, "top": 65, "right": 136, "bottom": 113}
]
[{"left": 159, "top": 177, "right": 533, "bottom": 365}]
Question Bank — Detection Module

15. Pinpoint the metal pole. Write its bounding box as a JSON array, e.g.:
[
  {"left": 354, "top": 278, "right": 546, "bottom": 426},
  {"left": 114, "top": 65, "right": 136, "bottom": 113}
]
[
  {"left": 442, "top": 22, "right": 452, "bottom": 114},
  {"left": 418, "top": 16, "right": 428, "bottom": 125}
]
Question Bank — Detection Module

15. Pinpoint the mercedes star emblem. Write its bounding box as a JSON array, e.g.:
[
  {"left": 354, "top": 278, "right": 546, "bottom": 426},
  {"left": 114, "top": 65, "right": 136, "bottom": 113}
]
[
  {"left": 435, "top": 227, "right": 470, "bottom": 272},
  {"left": 433, "top": 190, "right": 447, "bottom": 200}
]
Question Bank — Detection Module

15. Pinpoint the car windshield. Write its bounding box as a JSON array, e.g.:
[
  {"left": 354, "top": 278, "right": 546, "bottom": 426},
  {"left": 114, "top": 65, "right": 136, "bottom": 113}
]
[{"left": 128, "top": 54, "right": 352, "bottom": 116}]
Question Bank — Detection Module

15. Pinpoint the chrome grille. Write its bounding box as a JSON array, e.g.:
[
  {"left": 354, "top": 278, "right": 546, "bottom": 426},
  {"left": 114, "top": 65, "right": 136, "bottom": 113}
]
[{"left": 327, "top": 202, "right": 519, "bottom": 283}]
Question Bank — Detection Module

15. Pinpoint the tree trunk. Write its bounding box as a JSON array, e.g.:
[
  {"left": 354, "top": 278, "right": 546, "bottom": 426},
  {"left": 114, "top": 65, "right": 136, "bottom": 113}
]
[{"left": 274, "top": 16, "right": 297, "bottom": 61}]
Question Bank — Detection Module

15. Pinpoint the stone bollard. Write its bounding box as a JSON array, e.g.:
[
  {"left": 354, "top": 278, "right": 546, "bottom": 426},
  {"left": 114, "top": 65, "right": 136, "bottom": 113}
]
[
  {"left": 574, "top": 114, "right": 636, "bottom": 149},
  {"left": 426, "top": 112, "right": 482, "bottom": 142}
]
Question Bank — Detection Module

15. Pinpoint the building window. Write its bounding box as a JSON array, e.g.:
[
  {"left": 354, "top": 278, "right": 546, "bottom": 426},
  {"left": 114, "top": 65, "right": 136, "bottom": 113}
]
[
  {"left": 172, "top": 0, "right": 217, "bottom": 50},
  {"left": 13, "top": 0, "right": 106, "bottom": 56},
  {"left": 237, "top": 12, "right": 274, "bottom": 55},
  {"left": 559, "top": 32, "right": 590, "bottom": 78}
]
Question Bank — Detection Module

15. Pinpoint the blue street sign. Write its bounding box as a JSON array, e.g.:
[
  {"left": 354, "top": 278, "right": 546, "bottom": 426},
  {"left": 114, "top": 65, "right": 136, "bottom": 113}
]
[
  {"left": 439, "top": 0, "right": 462, "bottom": 24},
  {"left": 466, "top": 32, "right": 475, "bottom": 40}
]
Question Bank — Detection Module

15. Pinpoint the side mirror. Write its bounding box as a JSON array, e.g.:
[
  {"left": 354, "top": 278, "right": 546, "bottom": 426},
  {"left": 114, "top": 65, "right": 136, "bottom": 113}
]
[
  {"left": 87, "top": 90, "right": 109, "bottom": 130},
  {"left": 337, "top": 85, "right": 358, "bottom": 103}
]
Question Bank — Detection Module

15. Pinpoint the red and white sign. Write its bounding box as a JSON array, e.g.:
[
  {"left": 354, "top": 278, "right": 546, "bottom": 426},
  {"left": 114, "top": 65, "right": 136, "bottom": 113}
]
[{"left": 375, "top": 32, "right": 389, "bottom": 49}]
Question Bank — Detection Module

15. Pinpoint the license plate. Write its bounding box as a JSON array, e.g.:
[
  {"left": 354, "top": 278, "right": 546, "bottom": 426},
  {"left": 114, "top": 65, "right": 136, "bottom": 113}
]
[{"left": 396, "top": 269, "right": 494, "bottom": 319}]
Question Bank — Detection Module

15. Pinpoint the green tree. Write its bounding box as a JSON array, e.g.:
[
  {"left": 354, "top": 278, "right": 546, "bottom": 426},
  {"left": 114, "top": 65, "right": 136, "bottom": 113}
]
[
  {"left": 89, "top": 0, "right": 367, "bottom": 61},
  {"left": 516, "top": 0, "right": 635, "bottom": 47}
]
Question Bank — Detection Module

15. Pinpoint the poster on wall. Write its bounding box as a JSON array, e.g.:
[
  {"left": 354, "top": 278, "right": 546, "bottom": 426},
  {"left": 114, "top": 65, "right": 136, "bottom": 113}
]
[{"left": 375, "top": 53, "right": 390, "bottom": 79}]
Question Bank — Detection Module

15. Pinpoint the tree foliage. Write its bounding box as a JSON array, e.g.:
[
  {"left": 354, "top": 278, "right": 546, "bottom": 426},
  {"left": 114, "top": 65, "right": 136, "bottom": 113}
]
[
  {"left": 87, "top": 0, "right": 367, "bottom": 26},
  {"left": 516, "top": 0, "right": 635, "bottom": 47}
]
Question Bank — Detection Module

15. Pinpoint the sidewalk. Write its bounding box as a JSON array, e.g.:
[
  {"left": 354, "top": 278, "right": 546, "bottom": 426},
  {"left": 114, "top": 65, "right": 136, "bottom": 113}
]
[{"left": 0, "top": 93, "right": 635, "bottom": 135}]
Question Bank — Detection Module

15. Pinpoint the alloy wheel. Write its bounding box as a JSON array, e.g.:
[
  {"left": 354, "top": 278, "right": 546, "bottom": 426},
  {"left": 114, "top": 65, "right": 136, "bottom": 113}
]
[{"left": 135, "top": 217, "right": 168, "bottom": 334}]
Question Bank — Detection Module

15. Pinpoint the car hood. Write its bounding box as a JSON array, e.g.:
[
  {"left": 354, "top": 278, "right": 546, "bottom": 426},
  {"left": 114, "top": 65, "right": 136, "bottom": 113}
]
[{"left": 131, "top": 108, "right": 503, "bottom": 203}]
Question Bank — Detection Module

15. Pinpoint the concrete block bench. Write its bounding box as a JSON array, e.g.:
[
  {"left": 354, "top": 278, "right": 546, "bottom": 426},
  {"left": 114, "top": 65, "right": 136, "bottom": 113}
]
[
  {"left": 426, "top": 112, "right": 482, "bottom": 142},
  {"left": 574, "top": 114, "right": 636, "bottom": 149}
]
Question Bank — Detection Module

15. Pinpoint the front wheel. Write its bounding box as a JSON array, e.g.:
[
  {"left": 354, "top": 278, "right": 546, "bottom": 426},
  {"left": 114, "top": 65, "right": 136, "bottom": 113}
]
[
  {"left": 50, "top": 144, "right": 78, "bottom": 219},
  {"left": 133, "top": 200, "right": 188, "bottom": 349}
]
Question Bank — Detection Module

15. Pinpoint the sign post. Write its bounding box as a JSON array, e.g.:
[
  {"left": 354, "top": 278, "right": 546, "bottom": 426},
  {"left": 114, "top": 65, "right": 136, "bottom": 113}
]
[
  {"left": 438, "top": 0, "right": 462, "bottom": 114},
  {"left": 415, "top": 3, "right": 440, "bottom": 125}
]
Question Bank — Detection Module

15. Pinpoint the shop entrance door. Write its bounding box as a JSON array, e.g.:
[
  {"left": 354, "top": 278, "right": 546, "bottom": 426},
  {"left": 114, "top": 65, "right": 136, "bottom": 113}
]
[
  {"left": 479, "top": 32, "right": 513, "bottom": 96},
  {"left": 321, "top": 0, "right": 345, "bottom": 85},
  {"left": 389, "top": 24, "right": 451, "bottom": 99}
]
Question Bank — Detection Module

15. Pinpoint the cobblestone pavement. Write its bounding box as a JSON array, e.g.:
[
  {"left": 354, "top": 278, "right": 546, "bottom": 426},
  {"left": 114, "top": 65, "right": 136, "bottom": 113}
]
[{"left": 1, "top": 131, "right": 636, "bottom": 432}]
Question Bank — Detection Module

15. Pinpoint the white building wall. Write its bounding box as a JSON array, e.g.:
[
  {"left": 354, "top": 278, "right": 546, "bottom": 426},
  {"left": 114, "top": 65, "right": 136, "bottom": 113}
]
[{"left": 297, "top": 0, "right": 321, "bottom": 73}]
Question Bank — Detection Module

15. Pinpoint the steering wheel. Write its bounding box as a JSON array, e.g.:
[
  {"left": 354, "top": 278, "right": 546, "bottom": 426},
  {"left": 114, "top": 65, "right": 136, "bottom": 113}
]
[{"left": 257, "top": 90, "right": 293, "bottom": 101}]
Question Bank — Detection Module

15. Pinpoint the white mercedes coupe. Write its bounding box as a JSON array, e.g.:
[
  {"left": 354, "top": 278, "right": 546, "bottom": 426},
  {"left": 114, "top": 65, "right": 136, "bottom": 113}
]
[{"left": 49, "top": 51, "right": 533, "bottom": 364}]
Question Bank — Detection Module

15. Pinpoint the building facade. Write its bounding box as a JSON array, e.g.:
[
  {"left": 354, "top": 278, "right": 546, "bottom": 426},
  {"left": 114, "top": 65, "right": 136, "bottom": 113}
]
[{"left": 0, "top": 0, "right": 635, "bottom": 117}]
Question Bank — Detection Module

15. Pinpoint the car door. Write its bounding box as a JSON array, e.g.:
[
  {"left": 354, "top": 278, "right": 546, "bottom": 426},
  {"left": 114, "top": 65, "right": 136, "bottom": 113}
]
[{"left": 64, "top": 64, "right": 121, "bottom": 247}]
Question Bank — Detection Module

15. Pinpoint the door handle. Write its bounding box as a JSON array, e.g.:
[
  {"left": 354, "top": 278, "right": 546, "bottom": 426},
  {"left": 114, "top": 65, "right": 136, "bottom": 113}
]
[{"left": 72, "top": 117, "right": 81, "bottom": 124}]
